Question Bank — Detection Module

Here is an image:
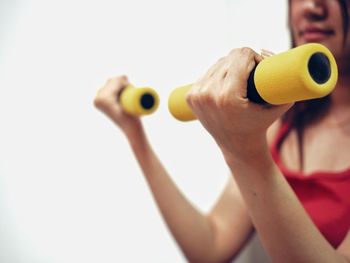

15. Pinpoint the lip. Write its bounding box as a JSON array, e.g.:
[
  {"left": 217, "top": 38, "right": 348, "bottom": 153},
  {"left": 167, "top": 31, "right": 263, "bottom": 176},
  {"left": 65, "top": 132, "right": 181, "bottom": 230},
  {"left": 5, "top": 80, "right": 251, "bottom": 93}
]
[{"left": 300, "top": 27, "right": 334, "bottom": 41}]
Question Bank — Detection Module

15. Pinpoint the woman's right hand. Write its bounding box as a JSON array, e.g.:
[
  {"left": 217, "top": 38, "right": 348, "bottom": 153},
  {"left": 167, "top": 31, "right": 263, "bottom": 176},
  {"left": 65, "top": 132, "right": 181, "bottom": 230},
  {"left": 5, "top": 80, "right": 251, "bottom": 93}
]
[{"left": 94, "top": 75, "right": 143, "bottom": 136}]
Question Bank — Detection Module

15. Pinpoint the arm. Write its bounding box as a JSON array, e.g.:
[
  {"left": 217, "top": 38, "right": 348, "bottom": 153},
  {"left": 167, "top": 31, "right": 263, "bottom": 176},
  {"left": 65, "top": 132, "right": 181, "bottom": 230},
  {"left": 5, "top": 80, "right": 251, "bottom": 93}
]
[
  {"left": 186, "top": 47, "right": 350, "bottom": 263},
  {"left": 225, "top": 142, "right": 350, "bottom": 263},
  {"left": 338, "top": 231, "right": 350, "bottom": 262},
  {"left": 134, "top": 135, "right": 253, "bottom": 262},
  {"left": 94, "top": 75, "right": 253, "bottom": 263}
]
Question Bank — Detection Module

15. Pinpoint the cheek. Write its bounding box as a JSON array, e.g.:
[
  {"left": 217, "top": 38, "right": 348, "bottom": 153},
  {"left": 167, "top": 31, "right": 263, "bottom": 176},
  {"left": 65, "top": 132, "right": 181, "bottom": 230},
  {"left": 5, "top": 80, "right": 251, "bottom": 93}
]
[{"left": 289, "top": 6, "right": 302, "bottom": 38}]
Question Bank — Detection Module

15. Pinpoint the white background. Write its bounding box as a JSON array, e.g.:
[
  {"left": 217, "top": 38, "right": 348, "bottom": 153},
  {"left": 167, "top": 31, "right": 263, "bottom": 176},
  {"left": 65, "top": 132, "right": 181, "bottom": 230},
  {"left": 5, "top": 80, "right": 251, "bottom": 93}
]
[{"left": 0, "top": 0, "right": 289, "bottom": 262}]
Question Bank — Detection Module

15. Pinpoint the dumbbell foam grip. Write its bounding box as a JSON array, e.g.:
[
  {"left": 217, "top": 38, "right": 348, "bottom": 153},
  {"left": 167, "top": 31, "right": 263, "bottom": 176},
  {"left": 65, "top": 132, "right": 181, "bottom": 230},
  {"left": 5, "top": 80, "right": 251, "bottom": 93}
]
[
  {"left": 120, "top": 85, "right": 159, "bottom": 116},
  {"left": 168, "top": 43, "right": 338, "bottom": 121},
  {"left": 248, "top": 43, "right": 338, "bottom": 104}
]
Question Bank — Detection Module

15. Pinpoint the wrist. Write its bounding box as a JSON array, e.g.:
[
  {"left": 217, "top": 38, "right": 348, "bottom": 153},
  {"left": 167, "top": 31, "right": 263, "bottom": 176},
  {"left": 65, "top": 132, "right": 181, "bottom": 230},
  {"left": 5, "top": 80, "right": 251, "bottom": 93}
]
[
  {"left": 125, "top": 125, "right": 149, "bottom": 152},
  {"left": 123, "top": 120, "right": 144, "bottom": 139},
  {"left": 222, "top": 136, "right": 273, "bottom": 172},
  {"left": 221, "top": 133, "right": 268, "bottom": 160}
]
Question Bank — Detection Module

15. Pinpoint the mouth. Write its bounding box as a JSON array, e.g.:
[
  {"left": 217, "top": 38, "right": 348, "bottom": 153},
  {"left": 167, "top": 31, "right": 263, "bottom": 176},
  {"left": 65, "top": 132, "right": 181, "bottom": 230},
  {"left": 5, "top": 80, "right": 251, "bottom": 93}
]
[{"left": 300, "top": 28, "right": 334, "bottom": 42}]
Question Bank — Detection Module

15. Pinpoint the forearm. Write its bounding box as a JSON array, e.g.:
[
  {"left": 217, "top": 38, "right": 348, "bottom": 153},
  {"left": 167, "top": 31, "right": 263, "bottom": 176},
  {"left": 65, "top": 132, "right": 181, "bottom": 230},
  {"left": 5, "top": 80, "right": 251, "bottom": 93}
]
[
  {"left": 226, "top": 144, "right": 348, "bottom": 263},
  {"left": 126, "top": 130, "right": 220, "bottom": 263}
]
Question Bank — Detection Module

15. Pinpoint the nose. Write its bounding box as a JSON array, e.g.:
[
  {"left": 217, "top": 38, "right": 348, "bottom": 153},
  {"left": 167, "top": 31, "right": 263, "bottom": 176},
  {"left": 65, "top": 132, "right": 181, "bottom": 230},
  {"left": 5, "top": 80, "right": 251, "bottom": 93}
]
[{"left": 302, "top": 0, "right": 328, "bottom": 20}]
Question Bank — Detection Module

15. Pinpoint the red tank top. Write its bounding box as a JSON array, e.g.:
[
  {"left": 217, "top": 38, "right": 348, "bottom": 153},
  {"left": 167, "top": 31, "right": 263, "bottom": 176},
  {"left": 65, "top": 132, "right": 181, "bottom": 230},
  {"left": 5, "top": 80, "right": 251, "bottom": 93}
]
[{"left": 271, "top": 121, "right": 350, "bottom": 248}]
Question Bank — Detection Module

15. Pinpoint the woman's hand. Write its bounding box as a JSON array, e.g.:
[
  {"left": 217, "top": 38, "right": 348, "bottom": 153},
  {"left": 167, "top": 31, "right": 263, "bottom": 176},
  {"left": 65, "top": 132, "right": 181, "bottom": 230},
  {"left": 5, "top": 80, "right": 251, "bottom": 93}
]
[
  {"left": 94, "top": 75, "right": 143, "bottom": 137},
  {"left": 186, "top": 47, "right": 293, "bottom": 161}
]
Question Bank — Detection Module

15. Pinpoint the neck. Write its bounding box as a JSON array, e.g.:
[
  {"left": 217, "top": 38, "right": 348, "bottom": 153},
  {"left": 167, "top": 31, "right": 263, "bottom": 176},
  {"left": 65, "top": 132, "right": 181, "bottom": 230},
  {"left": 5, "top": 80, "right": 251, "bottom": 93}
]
[{"left": 330, "top": 70, "right": 350, "bottom": 110}]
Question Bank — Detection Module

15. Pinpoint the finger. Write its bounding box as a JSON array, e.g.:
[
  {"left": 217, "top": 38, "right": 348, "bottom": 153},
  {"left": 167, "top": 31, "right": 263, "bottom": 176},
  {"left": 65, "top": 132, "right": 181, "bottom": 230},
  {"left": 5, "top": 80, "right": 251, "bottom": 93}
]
[
  {"left": 192, "top": 56, "right": 228, "bottom": 97},
  {"left": 223, "top": 48, "right": 262, "bottom": 100},
  {"left": 205, "top": 56, "right": 227, "bottom": 78},
  {"left": 260, "top": 49, "right": 275, "bottom": 59},
  {"left": 109, "top": 75, "right": 130, "bottom": 91},
  {"left": 107, "top": 76, "right": 131, "bottom": 101},
  {"left": 201, "top": 56, "right": 229, "bottom": 88},
  {"left": 225, "top": 48, "right": 262, "bottom": 81},
  {"left": 252, "top": 50, "right": 264, "bottom": 65}
]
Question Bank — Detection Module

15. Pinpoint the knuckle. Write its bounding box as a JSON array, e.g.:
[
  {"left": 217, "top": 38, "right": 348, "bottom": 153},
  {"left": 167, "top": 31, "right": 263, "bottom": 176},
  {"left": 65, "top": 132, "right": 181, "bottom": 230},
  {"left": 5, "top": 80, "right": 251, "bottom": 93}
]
[
  {"left": 217, "top": 96, "right": 228, "bottom": 109},
  {"left": 186, "top": 86, "right": 205, "bottom": 107},
  {"left": 94, "top": 90, "right": 112, "bottom": 110},
  {"left": 201, "top": 91, "right": 214, "bottom": 105},
  {"left": 240, "top": 47, "right": 253, "bottom": 54},
  {"left": 229, "top": 48, "right": 239, "bottom": 56},
  {"left": 119, "top": 74, "right": 128, "bottom": 80},
  {"left": 216, "top": 56, "right": 226, "bottom": 64},
  {"left": 216, "top": 89, "right": 230, "bottom": 108},
  {"left": 185, "top": 91, "right": 194, "bottom": 105},
  {"left": 93, "top": 96, "right": 104, "bottom": 108},
  {"left": 187, "top": 90, "right": 200, "bottom": 106},
  {"left": 108, "top": 75, "right": 128, "bottom": 84},
  {"left": 186, "top": 86, "right": 198, "bottom": 107}
]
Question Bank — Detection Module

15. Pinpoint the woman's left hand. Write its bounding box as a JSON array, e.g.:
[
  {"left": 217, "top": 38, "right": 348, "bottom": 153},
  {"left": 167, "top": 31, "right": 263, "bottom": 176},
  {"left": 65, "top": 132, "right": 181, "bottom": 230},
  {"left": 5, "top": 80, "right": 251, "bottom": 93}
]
[{"left": 186, "top": 47, "right": 293, "bottom": 162}]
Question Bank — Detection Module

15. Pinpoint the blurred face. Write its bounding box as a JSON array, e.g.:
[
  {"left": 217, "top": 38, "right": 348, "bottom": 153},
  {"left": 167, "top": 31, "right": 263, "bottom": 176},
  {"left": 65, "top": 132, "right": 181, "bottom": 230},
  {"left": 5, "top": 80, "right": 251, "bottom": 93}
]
[{"left": 290, "top": 0, "right": 350, "bottom": 65}]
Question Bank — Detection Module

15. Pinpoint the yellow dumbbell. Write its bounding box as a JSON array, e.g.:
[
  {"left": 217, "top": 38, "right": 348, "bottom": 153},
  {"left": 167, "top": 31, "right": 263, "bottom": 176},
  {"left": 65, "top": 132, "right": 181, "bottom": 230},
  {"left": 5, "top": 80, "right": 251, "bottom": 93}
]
[
  {"left": 168, "top": 43, "right": 338, "bottom": 121},
  {"left": 120, "top": 85, "right": 159, "bottom": 116}
]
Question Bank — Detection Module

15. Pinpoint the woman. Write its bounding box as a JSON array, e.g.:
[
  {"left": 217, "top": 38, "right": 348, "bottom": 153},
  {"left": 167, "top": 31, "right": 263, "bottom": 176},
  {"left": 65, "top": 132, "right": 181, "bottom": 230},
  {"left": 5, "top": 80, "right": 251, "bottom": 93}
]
[{"left": 94, "top": 0, "right": 350, "bottom": 262}]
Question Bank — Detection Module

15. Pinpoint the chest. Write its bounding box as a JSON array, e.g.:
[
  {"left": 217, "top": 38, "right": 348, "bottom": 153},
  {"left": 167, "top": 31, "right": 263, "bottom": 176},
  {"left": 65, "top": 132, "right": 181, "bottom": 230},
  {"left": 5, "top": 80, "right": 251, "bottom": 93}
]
[
  {"left": 287, "top": 176, "right": 350, "bottom": 248},
  {"left": 280, "top": 125, "right": 350, "bottom": 175}
]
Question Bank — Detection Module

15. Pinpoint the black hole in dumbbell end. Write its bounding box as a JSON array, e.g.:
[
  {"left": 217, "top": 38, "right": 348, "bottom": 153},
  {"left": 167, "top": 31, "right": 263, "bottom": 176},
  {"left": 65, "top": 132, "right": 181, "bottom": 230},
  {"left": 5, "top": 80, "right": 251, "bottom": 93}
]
[
  {"left": 308, "top": 52, "right": 331, "bottom": 84},
  {"left": 140, "top": 93, "right": 155, "bottom": 109}
]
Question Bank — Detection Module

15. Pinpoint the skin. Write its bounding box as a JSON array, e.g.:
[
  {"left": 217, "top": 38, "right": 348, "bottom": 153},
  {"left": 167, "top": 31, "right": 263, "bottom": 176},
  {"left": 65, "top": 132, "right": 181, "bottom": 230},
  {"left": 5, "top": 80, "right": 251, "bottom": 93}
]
[
  {"left": 94, "top": 0, "right": 350, "bottom": 262},
  {"left": 288, "top": 1, "right": 350, "bottom": 177}
]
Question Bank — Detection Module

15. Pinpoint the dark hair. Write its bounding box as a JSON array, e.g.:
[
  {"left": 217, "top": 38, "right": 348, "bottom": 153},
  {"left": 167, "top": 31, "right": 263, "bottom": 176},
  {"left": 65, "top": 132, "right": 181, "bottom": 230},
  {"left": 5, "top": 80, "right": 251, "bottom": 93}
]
[{"left": 284, "top": 0, "right": 349, "bottom": 170}]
